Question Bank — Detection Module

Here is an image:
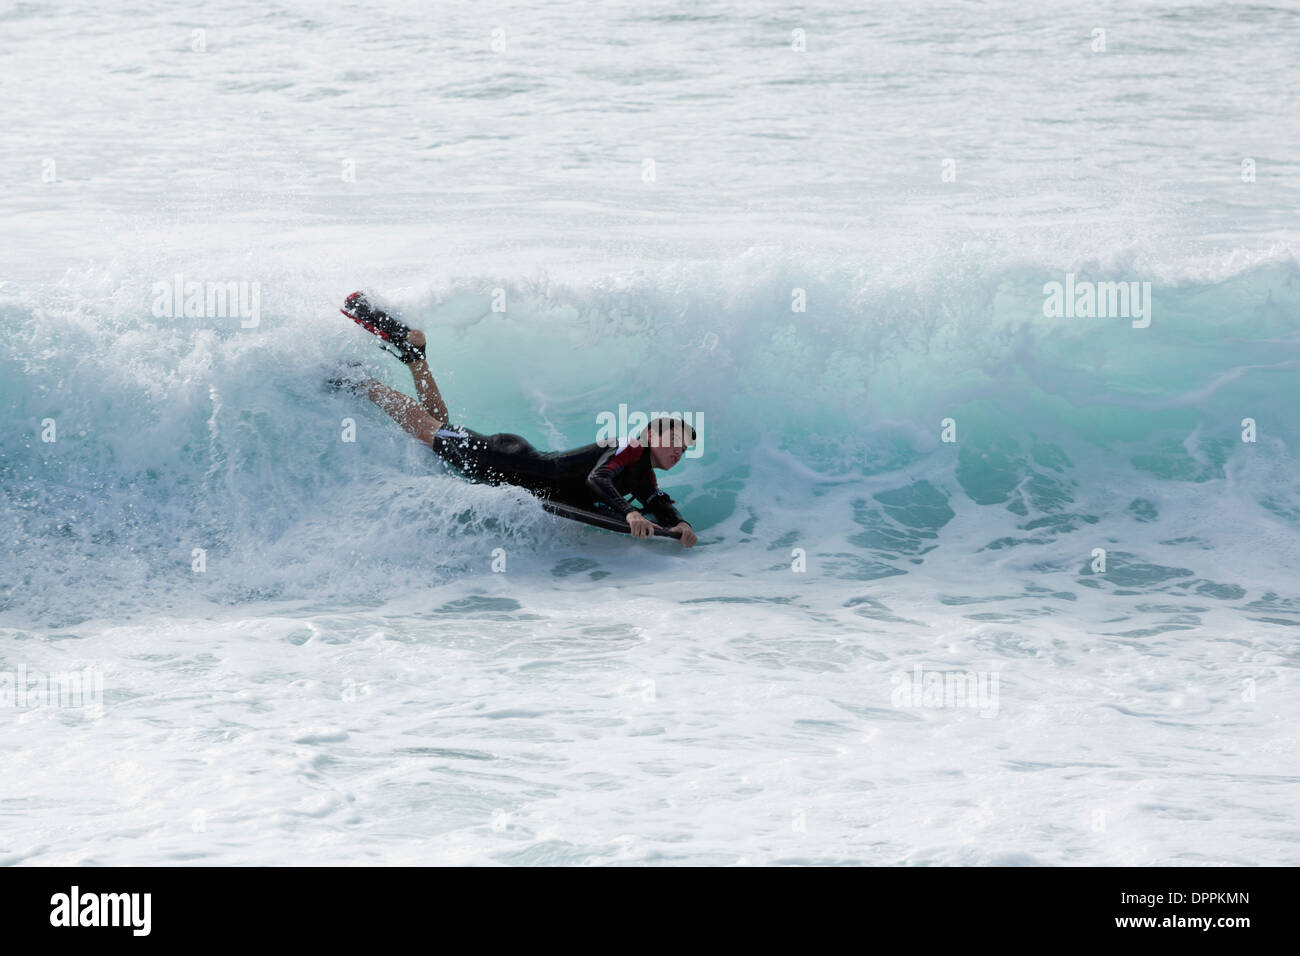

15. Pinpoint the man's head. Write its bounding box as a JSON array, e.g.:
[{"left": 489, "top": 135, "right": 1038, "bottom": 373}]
[{"left": 640, "top": 417, "right": 696, "bottom": 469}]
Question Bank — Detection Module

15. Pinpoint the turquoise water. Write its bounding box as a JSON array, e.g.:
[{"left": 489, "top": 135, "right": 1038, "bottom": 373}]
[{"left": 1, "top": 0, "right": 1298, "bottom": 865}]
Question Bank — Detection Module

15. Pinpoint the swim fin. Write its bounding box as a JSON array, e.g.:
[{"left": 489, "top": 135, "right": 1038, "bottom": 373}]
[
  {"left": 340, "top": 291, "right": 426, "bottom": 364},
  {"left": 324, "top": 359, "right": 370, "bottom": 394}
]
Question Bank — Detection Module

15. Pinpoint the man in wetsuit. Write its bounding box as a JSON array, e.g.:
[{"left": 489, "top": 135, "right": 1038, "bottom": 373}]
[{"left": 335, "top": 294, "right": 698, "bottom": 547}]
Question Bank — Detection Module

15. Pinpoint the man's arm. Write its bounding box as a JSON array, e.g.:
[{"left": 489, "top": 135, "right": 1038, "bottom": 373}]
[
  {"left": 641, "top": 490, "right": 685, "bottom": 529},
  {"left": 586, "top": 444, "right": 644, "bottom": 517},
  {"left": 634, "top": 479, "right": 696, "bottom": 547}
]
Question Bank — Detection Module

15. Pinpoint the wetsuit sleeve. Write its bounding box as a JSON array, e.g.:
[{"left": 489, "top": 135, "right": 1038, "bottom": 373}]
[
  {"left": 586, "top": 445, "right": 645, "bottom": 517},
  {"left": 629, "top": 464, "right": 686, "bottom": 527},
  {"left": 640, "top": 489, "right": 685, "bottom": 528}
]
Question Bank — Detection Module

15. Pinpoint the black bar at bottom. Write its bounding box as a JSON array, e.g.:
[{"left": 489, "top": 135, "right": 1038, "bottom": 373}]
[{"left": 0, "top": 866, "right": 1283, "bottom": 944}]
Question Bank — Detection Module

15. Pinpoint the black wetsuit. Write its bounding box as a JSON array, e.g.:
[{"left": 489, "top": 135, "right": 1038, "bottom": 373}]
[{"left": 431, "top": 425, "right": 687, "bottom": 528}]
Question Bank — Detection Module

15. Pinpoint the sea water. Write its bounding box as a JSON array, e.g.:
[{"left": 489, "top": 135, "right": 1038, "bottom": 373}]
[{"left": 2, "top": 0, "right": 1298, "bottom": 865}]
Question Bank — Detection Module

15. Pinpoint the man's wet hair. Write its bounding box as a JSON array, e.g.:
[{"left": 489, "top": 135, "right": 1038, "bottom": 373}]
[{"left": 642, "top": 417, "right": 697, "bottom": 447}]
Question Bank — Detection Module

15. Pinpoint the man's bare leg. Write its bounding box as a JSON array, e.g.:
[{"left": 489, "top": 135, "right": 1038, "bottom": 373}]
[
  {"left": 363, "top": 377, "right": 444, "bottom": 449},
  {"left": 403, "top": 329, "right": 450, "bottom": 422}
]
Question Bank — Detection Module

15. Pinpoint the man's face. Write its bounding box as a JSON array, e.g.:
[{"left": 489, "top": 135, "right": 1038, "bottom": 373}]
[{"left": 649, "top": 437, "right": 692, "bottom": 470}]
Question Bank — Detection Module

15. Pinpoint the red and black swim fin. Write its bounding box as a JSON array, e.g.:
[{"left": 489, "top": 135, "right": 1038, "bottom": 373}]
[{"left": 340, "top": 291, "right": 426, "bottom": 364}]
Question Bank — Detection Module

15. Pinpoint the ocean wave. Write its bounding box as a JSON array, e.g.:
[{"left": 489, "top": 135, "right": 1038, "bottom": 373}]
[{"left": 3, "top": 252, "right": 1298, "bottom": 624}]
